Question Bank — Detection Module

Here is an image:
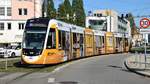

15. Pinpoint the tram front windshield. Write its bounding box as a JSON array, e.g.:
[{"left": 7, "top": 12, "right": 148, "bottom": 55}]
[{"left": 22, "top": 27, "right": 47, "bottom": 56}]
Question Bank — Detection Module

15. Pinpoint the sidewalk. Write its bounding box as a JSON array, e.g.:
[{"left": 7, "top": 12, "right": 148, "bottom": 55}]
[{"left": 124, "top": 53, "right": 150, "bottom": 77}]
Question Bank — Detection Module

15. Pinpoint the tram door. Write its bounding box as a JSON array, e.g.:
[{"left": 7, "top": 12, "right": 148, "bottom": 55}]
[
  {"left": 65, "top": 31, "right": 71, "bottom": 60},
  {"left": 73, "top": 33, "right": 78, "bottom": 59},
  {"left": 73, "top": 33, "right": 83, "bottom": 58},
  {"left": 59, "top": 31, "right": 71, "bottom": 61},
  {"left": 100, "top": 36, "right": 105, "bottom": 54},
  {"left": 80, "top": 34, "right": 84, "bottom": 57}
]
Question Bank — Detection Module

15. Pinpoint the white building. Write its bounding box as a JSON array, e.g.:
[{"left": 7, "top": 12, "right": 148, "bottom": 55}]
[
  {"left": 86, "top": 10, "right": 131, "bottom": 38},
  {"left": 0, "top": 0, "right": 43, "bottom": 47},
  {"left": 140, "top": 27, "right": 150, "bottom": 44}
]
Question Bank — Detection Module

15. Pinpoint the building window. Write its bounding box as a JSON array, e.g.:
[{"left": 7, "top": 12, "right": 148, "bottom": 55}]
[
  {"left": 0, "top": 7, "right": 5, "bottom": 16},
  {"left": 18, "top": 23, "right": 24, "bottom": 30},
  {"left": 24, "top": 8, "right": 27, "bottom": 15},
  {"left": 7, "top": 23, "right": 11, "bottom": 30},
  {"left": 0, "top": 23, "right": 4, "bottom": 30},
  {"left": 18, "top": 8, "right": 22, "bottom": 15},
  {"left": 7, "top": 7, "right": 12, "bottom": 16}
]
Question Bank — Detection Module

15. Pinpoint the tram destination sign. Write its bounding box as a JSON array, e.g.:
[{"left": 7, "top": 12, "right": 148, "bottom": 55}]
[{"left": 29, "top": 23, "right": 47, "bottom": 27}]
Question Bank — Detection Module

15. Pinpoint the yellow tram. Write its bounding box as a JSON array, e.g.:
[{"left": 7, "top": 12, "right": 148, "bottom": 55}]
[{"left": 21, "top": 18, "right": 130, "bottom": 65}]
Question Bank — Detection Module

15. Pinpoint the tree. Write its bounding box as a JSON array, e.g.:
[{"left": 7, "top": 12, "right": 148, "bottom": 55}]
[
  {"left": 72, "top": 0, "right": 86, "bottom": 27},
  {"left": 42, "top": 0, "right": 47, "bottom": 17},
  {"left": 58, "top": 0, "right": 72, "bottom": 23},
  {"left": 126, "top": 13, "right": 139, "bottom": 49},
  {"left": 126, "top": 13, "right": 134, "bottom": 29},
  {"left": 126, "top": 13, "right": 139, "bottom": 36},
  {"left": 64, "top": 0, "right": 72, "bottom": 22},
  {"left": 57, "top": 3, "right": 65, "bottom": 21},
  {"left": 47, "top": 0, "right": 56, "bottom": 19}
]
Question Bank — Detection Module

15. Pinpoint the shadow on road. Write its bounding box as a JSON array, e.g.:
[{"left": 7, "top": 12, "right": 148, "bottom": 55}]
[
  {"left": 108, "top": 65, "right": 122, "bottom": 69},
  {"left": 107, "top": 65, "right": 133, "bottom": 73}
]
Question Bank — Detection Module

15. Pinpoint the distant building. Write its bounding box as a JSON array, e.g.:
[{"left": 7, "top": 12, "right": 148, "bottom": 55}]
[
  {"left": 0, "top": 0, "right": 43, "bottom": 47},
  {"left": 140, "top": 27, "right": 150, "bottom": 45},
  {"left": 86, "top": 10, "right": 131, "bottom": 38}
]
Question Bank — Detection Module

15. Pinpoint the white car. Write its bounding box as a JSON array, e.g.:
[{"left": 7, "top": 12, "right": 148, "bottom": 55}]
[
  {"left": 0, "top": 46, "right": 22, "bottom": 58},
  {"left": 6, "top": 46, "right": 22, "bottom": 58}
]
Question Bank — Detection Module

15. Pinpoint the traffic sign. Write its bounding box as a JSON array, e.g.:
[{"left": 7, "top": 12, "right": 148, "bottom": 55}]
[{"left": 140, "top": 18, "right": 150, "bottom": 28}]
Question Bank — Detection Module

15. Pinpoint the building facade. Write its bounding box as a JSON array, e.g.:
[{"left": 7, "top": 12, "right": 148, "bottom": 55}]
[
  {"left": 140, "top": 27, "right": 150, "bottom": 45},
  {"left": 0, "top": 0, "right": 43, "bottom": 47},
  {"left": 86, "top": 10, "right": 131, "bottom": 38}
]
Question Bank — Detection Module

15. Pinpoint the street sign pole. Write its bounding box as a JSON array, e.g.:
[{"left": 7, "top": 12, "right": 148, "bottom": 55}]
[
  {"left": 144, "top": 34, "right": 147, "bottom": 68},
  {"left": 140, "top": 18, "right": 150, "bottom": 69}
]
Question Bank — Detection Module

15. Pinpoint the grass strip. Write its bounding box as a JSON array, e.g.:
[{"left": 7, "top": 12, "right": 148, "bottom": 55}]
[{"left": 0, "top": 59, "right": 65, "bottom": 72}]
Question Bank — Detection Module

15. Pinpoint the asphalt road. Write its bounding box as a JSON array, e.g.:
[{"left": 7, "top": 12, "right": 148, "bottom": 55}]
[{"left": 9, "top": 54, "right": 150, "bottom": 84}]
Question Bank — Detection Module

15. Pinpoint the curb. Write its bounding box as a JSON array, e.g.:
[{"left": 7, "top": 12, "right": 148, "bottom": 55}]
[{"left": 124, "top": 59, "right": 150, "bottom": 78}]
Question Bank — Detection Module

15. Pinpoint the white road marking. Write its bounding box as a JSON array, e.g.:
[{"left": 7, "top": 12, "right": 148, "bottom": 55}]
[{"left": 48, "top": 78, "right": 55, "bottom": 83}]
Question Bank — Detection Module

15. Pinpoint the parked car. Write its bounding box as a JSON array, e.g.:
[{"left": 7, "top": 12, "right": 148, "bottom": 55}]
[
  {"left": 0, "top": 46, "right": 22, "bottom": 58},
  {"left": 6, "top": 46, "right": 22, "bottom": 58},
  {"left": 0, "top": 48, "right": 6, "bottom": 57}
]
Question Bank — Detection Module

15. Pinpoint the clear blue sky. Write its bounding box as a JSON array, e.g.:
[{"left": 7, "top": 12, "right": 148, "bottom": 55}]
[{"left": 54, "top": 0, "right": 150, "bottom": 26}]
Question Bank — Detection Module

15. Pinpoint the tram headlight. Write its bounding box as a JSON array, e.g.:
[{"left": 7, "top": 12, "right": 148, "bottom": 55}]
[{"left": 23, "top": 52, "right": 27, "bottom": 55}]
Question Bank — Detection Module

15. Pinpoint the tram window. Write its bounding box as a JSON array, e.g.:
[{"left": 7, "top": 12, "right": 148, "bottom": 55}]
[
  {"left": 99, "top": 36, "right": 102, "bottom": 47},
  {"left": 58, "top": 30, "right": 62, "bottom": 49},
  {"left": 73, "top": 33, "right": 81, "bottom": 49},
  {"left": 62, "top": 31, "right": 66, "bottom": 50},
  {"left": 46, "top": 28, "right": 56, "bottom": 49},
  {"left": 73, "top": 33, "right": 77, "bottom": 44},
  {"left": 80, "top": 34, "right": 83, "bottom": 45},
  {"left": 101, "top": 36, "right": 104, "bottom": 47},
  {"left": 95, "top": 36, "right": 100, "bottom": 47},
  {"left": 116, "top": 37, "right": 118, "bottom": 47}
]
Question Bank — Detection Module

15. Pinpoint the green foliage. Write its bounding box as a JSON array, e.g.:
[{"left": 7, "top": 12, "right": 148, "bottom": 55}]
[
  {"left": 58, "top": 0, "right": 72, "bottom": 23},
  {"left": 42, "top": 0, "right": 86, "bottom": 27},
  {"left": 47, "top": 0, "right": 56, "bottom": 19},
  {"left": 58, "top": 3, "right": 65, "bottom": 21},
  {"left": 126, "top": 13, "right": 135, "bottom": 28},
  {"left": 72, "top": 0, "right": 86, "bottom": 27}
]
